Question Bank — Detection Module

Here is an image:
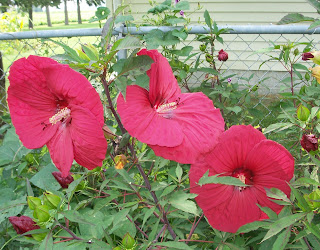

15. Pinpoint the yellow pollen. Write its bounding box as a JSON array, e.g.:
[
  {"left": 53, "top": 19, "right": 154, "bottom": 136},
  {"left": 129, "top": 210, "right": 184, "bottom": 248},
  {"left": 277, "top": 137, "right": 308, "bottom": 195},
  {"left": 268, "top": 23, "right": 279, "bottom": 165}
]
[
  {"left": 238, "top": 174, "right": 246, "bottom": 184},
  {"left": 156, "top": 102, "right": 178, "bottom": 113},
  {"left": 49, "top": 107, "right": 71, "bottom": 125}
]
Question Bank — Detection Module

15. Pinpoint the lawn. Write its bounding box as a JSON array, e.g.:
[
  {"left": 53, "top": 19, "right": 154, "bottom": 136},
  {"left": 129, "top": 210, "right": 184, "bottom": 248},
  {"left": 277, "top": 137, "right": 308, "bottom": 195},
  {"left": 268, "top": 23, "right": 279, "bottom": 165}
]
[{"left": 21, "top": 10, "right": 99, "bottom": 30}]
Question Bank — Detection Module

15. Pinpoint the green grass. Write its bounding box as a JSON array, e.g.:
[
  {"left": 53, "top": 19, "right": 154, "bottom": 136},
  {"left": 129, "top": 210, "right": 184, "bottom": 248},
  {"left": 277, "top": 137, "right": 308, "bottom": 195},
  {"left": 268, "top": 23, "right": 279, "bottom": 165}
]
[{"left": 21, "top": 11, "right": 98, "bottom": 30}]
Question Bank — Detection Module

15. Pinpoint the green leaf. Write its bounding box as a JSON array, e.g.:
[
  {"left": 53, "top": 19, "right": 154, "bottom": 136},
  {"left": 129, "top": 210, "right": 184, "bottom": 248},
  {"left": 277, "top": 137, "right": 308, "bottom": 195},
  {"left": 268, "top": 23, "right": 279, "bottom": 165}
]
[
  {"left": 277, "top": 13, "right": 315, "bottom": 25},
  {"left": 95, "top": 7, "right": 111, "bottom": 20},
  {"left": 115, "top": 15, "right": 134, "bottom": 24},
  {"left": 169, "top": 191, "right": 198, "bottom": 215},
  {"left": 237, "top": 220, "right": 270, "bottom": 234},
  {"left": 81, "top": 44, "right": 99, "bottom": 61},
  {"left": 174, "top": 1, "right": 190, "bottom": 10},
  {"left": 198, "top": 171, "right": 248, "bottom": 187},
  {"left": 262, "top": 213, "right": 306, "bottom": 242},
  {"left": 46, "top": 39, "right": 84, "bottom": 63},
  {"left": 167, "top": 17, "right": 187, "bottom": 25},
  {"left": 160, "top": 185, "right": 177, "bottom": 198},
  {"left": 148, "top": 0, "right": 171, "bottom": 14},
  {"left": 155, "top": 241, "right": 192, "bottom": 250},
  {"left": 175, "top": 164, "right": 183, "bottom": 182},
  {"left": 307, "top": 0, "right": 320, "bottom": 12},
  {"left": 294, "top": 177, "right": 320, "bottom": 187},
  {"left": 266, "top": 188, "right": 291, "bottom": 203},
  {"left": 257, "top": 204, "right": 278, "bottom": 220},
  {"left": 171, "top": 29, "right": 188, "bottom": 40},
  {"left": 118, "top": 55, "right": 154, "bottom": 76},
  {"left": 204, "top": 10, "right": 212, "bottom": 31},
  {"left": 291, "top": 186, "right": 312, "bottom": 212},
  {"left": 171, "top": 46, "right": 193, "bottom": 56},
  {"left": 142, "top": 207, "right": 156, "bottom": 228},
  {"left": 272, "top": 227, "right": 291, "bottom": 250},
  {"left": 309, "top": 19, "right": 320, "bottom": 30},
  {"left": 196, "top": 67, "right": 219, "bottom": 75},
  {"left": 29, "top": 163, "right": 60, "bottom": 191},
  {"left": 264, "top": 122, "right": 294, "bottom": 134},
  {"left": 226, "top": 106, "right": 242, "bottom": 114},
  {"left": 114, "top": 5, "right": 130, "bottom": 16},
  {"left": 112, "top": 35, "right": 142, "bottom": 51},
  {"left": 144, "top": 29, "right": 180, "bottom": 49},
  {"left": 39, "top": 232, "right": 53, "bottom": 250},
  {"left": 61, "top": 210, "right": 95, "bottom": 226}
]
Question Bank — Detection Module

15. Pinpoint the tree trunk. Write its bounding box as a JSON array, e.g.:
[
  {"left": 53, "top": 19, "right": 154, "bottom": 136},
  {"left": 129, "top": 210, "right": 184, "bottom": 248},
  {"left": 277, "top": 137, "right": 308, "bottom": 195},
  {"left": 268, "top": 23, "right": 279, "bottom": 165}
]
[
  {"left": 77, "top": 0, "right": 82, "bottom": 24},
  {"left": 28, "top": 6, "right": 33, "bottom": 29},
  {"left": 45, "top": 6, "right": 52, "bottom": 27},
  {"left": 64, "top": 0, "right": 69, "bottom": 25}
]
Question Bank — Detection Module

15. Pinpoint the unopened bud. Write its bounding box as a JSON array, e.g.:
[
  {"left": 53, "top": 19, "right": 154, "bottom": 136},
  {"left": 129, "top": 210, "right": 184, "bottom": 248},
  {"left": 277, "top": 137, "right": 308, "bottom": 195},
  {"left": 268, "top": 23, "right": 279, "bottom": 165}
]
[
  {"left": 33, "top": 205, "right": 50, "bottom": 222},
  {"left": 297, "top": 104, "right": 310, "bottom": 121},
  {"left": 300, "top": 134, "right": 318, "bottom": 152},
  {"left": 43, "top": 192, "right": 61, "bottom": 210},
  {"left": 9, "top": 216, "right": 40, "bottom": 237},
  {"left": 27, "top": 196, "right": 42, "bottom": 210},
  {"left": 218, "top": 49, "right": 228, "bottom": 61}
]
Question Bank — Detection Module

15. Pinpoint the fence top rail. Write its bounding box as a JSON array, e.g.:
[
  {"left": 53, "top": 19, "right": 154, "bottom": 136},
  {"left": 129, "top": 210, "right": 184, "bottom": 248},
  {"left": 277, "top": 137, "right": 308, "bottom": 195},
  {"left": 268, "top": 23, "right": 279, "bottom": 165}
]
[{"left": 0, "top": 25, "right": 319, "bottom": 40}]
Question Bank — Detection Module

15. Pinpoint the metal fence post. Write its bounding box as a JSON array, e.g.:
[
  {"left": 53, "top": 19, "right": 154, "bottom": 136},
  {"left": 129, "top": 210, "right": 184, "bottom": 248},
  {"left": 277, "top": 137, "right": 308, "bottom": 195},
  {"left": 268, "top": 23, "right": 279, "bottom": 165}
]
[{"left": 117, "top": 23, "right": 127, "bottom": 60}]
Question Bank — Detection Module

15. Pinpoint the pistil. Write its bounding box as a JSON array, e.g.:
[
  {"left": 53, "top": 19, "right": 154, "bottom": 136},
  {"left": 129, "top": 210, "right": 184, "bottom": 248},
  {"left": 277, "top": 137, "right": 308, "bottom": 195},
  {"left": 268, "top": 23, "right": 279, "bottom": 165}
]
[{"left": 49, "top": 107, "right": 71, "bottom": 125}]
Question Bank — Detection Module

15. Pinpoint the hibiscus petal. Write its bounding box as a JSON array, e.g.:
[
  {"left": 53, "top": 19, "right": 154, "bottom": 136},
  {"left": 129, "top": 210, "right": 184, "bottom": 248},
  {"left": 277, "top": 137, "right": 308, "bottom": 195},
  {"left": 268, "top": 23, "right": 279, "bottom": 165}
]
[
  {"left": 244, "top": 140, "right": 294, "bottom": 181},
  {"left": 117, "top": 85, "right": 184, "bottom": 147},
  {"left": 69, "top": 105, "right": 107, "bottom": 170},
  {"left": 38, "top": 59, "right": 104, "bottom": 127},
  {"left": 7, "top": 57, "right": 58, "bottom": 148},
  {"left": 47, "top": 125, "right": 74, "bottom": 177},
  {"left": 190, "top": 162, "right": 261, "bottom": 233},
  {"left": 252, "top": 175, "right": 291, "bottom": 219},
  {"left": 138, "top": 49, "right": 181, "bottom": 106},
  {"left": 206, "top": 125, "right": 266, "bottom": 173},
  {"left": 151, "top": 92, "right": 225, "bottom": 163}
]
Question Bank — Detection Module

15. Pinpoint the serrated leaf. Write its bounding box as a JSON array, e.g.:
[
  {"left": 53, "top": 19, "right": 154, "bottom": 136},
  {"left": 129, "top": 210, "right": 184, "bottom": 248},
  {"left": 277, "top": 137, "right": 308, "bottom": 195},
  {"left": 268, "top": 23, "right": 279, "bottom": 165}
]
[
  {"left": 272, "top": 227, "right": 291, "bottom": 250},
  {"left": 174, "top": 1, "right": 190, "bottom": 10},
  {"left": 237, "top": 220, "right": 270, "bottom": 234},
  {"left": 113, "top": 35, "right": 142, "bottom": 51},
  {"left": 61, "top": 210, "right": 95, "bottom": 226},
  {"left": 169, "top": 191, "right": 198, "bottom": 215},
  {"left": 175, "top": 164, "right": 183, "bottom": 182},
  {"left": 142, "top": 206, "right": 156, "bottom": 228},
  {"left": 264, "top": 123, "right": 294, "bottom": 134},
  {"left": 39, "top": 231, "right": 53, "bottom": 250},
  {"left": 257, "top": 204, "right": 278, "bottom": 220},
  {"left": 171, "top": 46, "right": 193, "bottom": 56},
  {"left": 266, "top": 188, "right": 291, "bottom": 203},
  {"left": 29, "top": 164, "right": 60, "bottom": 191},
  {"left": 115, "top": 15, "right": 134, "bottom": 24},
  {"left": 198, "top": 171, "right": 248, "bottom": 187},
  {"left": 119, "top": 55, "right": 153, "bottom": 76},
  {"left": 204, "top": 10, "right": 212, "bottom": 31},
  {"left": 277, "top": 13, "right": 315, "bottom": 25},
  {"left": 294, "top": 177, "right": 320, "bottom": 187},
  {"left": 262, "top": 213, "right": 306, "bottom": 242}
]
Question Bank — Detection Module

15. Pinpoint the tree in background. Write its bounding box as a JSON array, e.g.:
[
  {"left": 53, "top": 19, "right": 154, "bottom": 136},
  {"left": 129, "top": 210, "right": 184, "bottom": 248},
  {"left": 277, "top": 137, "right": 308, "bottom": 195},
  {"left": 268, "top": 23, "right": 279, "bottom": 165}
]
[
  {"left": 14, "top": 0, "right": 35, "bottom": 29},
  {"left": 0, "top": 0, "right": 14, "bottom": 13},
  {"left": 38, "top": 0, "right": 61, "bottom": 27},
  {"left": 64, "top": 0, "right": 68, "bottom": 25},
  {"left": 75, "top": 0, "right": 105, "bottom": 24}
]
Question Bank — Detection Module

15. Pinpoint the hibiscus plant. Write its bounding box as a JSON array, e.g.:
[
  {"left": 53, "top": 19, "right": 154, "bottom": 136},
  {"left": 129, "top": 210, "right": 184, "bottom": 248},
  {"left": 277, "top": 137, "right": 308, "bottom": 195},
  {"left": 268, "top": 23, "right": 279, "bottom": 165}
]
[{"left": 1, "top": 1, "right": 320, "bottom": 250}]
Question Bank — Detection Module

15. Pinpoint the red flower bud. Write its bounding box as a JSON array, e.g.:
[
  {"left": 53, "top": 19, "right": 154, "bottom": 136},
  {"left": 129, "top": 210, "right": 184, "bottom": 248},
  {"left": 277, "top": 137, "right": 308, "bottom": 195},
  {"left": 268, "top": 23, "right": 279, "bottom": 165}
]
[
  {"left": 302, "top": 52, "right": 314, "bottom": 61},
  {"left": 300, "top": 134, "right": 318, "bottom": 152},
  {"left": 218, "top": 49, "right": 228, "bottom": 61},
  {"left": 52, "top": 171, "right": 74, "bottom": 189},
  {"left": 9, "top": 216, "right": 40, "bottom": 237}
]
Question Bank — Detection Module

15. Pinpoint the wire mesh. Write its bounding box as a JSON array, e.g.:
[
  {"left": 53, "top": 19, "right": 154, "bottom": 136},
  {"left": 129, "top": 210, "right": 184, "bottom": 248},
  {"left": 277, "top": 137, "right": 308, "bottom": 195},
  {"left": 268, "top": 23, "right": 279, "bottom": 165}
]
[{"left": 0, "top": 26, "right": 318, "bottom": 127}]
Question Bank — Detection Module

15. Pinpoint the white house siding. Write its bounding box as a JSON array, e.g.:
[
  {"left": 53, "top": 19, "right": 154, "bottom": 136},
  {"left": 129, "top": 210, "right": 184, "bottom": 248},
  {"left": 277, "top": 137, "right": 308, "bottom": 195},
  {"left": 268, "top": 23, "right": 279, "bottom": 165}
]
[{"left": 123, "top": 0, "right": 319, "bottom": 91}]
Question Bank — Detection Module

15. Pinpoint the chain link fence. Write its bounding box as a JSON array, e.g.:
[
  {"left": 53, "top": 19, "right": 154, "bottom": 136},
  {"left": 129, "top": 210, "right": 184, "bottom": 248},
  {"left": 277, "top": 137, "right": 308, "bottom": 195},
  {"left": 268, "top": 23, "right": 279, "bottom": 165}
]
[{"left": 0, "top": 25, "right": 319, "bottom": 127}]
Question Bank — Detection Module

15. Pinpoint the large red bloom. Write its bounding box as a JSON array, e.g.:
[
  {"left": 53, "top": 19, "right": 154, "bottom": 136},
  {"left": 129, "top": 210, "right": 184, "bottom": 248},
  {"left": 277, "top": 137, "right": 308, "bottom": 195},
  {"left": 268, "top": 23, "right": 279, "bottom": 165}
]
[
  {"left": 7, "top": 56, "right": 107, "bottom": 177},
  {"left": 117, "top": 49, "right": 224, "bottom": 164},
  {"left": 189, "top": 125, "right": 294, "bottom": 233}
]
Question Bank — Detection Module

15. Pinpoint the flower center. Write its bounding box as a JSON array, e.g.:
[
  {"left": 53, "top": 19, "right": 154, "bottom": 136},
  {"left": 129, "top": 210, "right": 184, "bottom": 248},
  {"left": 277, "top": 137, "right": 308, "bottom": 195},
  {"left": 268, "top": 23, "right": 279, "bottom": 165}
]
[
  {"left": 49, "top": 107, "right": 71, "bottom": 125},
  {"left": 231, "top": 168, "right": 253, "bottom": 191},
  {"left": 155, "top": 101, "right": 178, "bottom": 113}
]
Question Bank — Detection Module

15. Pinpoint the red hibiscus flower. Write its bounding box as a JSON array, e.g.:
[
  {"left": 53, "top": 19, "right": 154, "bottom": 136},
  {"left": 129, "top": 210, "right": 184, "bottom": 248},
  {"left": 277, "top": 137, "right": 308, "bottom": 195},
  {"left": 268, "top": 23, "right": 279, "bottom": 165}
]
[
  {"left": 189, "top": 125, "right": 294, "bottom": 233},
  {"left": 9, "top": 216, "right": 40, "bottom": 236},
  {"left": 117, "top": 49, "right": 225, "bottom": 164},
  {"left": 7, "top": 56, "right": 107, "bottom": 177}
]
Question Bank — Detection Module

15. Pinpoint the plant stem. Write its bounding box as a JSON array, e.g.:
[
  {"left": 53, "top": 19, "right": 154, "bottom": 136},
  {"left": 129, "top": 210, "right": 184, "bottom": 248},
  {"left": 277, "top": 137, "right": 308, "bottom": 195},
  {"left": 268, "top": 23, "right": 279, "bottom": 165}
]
[
  {"left": 58, "top": 223, "right": 83, "bottom": 241},
  {"left": 186, "top": 214, "right": 204, "bottom": 244},
  {"left": 101, "top": 74, "right": 177, "bottom": 240}
]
